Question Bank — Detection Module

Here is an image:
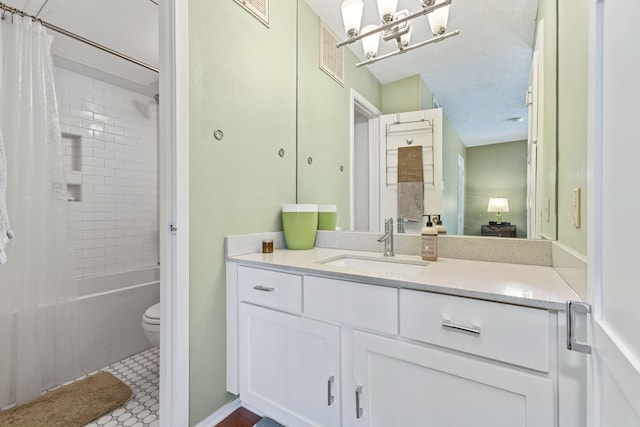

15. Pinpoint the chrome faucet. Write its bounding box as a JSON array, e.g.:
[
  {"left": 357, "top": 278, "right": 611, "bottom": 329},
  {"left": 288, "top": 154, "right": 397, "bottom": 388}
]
[{"left": 377, "top": 218, "right": 394, "bottom": 257}]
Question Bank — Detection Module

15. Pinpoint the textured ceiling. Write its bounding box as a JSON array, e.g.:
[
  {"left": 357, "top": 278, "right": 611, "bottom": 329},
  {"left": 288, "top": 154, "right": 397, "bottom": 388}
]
[{"left": 305, "top": 0, "right": 539, "bottom": 146}]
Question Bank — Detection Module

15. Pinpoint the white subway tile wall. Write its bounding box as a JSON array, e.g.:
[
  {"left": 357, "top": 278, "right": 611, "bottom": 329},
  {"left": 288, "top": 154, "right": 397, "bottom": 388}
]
[{"left": 56, "top": 67, "right": 159, "bottom": 278}]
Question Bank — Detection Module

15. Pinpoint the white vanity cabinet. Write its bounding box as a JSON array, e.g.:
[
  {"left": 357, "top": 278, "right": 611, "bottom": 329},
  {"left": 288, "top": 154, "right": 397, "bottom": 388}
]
[
  {"left": 234, "top": 266, "right": 341, "bottom": 427},
  {"left": 351, "top": 289, "right": 555, "bottom": 427},
  {"left": 352, "top": 331, "right": 553, "bottom": 427},
  {"left": 239, "top": 303, "right": 341, "bottom": 427},
  {"left": 227, "top": 262, "right": 567, "bottom": 427}
]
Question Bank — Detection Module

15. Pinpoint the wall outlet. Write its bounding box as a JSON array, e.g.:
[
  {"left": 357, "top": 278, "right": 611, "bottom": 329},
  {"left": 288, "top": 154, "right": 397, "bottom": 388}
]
[{"left": 572, "top": 187, "right": 581, "bottom": 228}]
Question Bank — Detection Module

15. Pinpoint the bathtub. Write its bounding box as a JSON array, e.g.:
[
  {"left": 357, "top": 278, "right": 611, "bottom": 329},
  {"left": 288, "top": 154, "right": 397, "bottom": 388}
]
[{"left": 76, "top": 267, "right": 160, "bottom": 374}]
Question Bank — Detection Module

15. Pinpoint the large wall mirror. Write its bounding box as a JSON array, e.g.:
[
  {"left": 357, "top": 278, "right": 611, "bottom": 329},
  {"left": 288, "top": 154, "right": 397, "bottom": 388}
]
[{"left": 296, "top": 0, "right": 557, "bottom": 240}]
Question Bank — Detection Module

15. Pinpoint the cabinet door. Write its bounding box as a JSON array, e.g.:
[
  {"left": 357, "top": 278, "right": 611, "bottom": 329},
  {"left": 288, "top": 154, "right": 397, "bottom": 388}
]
[
  {"left": 239, "top": 303, "right": 341, "bottom": 427},
  {"left": 352, "top": 331, "right": 553, "bottom": 427}
]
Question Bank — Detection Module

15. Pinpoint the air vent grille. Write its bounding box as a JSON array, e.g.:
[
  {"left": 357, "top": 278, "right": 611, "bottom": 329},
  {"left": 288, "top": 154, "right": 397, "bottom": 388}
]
[
  {"left": 234, "top": 0, "right": 269, "bottom": 27},
  {"left": 320, "top": 22, "right": 344, "bottom": 86}
]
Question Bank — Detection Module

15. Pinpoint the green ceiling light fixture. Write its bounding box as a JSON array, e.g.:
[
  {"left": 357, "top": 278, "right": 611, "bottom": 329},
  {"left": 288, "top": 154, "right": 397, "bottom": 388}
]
[
  {"left": 337, "top": 0, "right": 459, "bottom": 67},
  {"left": 487, "top": 197, "right": 510, "bottom": 224}
]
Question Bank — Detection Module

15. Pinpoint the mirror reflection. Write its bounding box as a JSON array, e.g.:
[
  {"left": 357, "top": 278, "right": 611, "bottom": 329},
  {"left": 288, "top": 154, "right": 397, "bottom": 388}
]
[{"left": 297, "top": 0, "right": 557, "bottom": 240}]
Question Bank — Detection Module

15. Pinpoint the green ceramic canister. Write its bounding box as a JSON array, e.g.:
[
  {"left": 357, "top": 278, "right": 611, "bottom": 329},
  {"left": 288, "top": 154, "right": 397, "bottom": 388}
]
[
  {"left": 318, "top": 204, "right": 337, "bottom": 231},
  {"left": 282, "top": 204, "right": 318, "bottom": 249}
]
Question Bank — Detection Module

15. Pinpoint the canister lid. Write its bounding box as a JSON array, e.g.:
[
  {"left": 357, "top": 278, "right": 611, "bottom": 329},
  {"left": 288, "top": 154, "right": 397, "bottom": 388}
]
[
  {"left": 282, "top": 204, "right": 318, "bottom": 212},
  {"left": 318, "top": 204, "right": 337, "bottom": 212}
]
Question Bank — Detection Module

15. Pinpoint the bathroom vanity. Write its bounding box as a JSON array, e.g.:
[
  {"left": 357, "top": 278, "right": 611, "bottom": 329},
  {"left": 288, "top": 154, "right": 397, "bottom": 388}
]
[{"left": 225, "top": 233, "right": 587, "bottom": 427}]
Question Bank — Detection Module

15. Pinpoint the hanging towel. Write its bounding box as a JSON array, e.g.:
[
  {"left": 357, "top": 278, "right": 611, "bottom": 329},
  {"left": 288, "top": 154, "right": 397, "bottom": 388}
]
[
  {"left": 397, "top": 145, "right": 424, "bottom": 222},
  {"left": 0, "top": 127, "right": 13, "bottom": 265}
]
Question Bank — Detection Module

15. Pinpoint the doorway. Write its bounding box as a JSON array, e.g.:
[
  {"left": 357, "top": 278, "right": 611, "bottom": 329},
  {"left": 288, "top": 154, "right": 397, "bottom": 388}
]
[
  {"left": 350, "top": 90, "right": 381, "bottom": 231},
  {"left": 457, "top": 154, "right": 465, "bottom": 234}
]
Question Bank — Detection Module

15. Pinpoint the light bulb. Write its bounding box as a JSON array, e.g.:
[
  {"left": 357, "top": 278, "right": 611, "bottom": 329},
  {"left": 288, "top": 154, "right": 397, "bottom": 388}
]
[
  {"left": 341, "top": 0, "right": 364, "bottom": 38},
  {"left": 427, "top": 0, "right": 450, "bottom": 36},
  {"left": 376, "top": 0, "right": 398, "bottom": 23},
  {"left": 399, "top": 24, "right": 412, "bottom": 48},
  {"left": 361, "top": 25, "right": 380, "bottom": 58}
]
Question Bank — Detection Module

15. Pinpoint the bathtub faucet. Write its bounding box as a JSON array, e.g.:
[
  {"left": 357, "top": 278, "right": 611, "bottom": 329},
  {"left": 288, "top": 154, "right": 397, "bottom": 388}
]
[{"left": 377, "top": 218, "right": 394, "bottom": 257}]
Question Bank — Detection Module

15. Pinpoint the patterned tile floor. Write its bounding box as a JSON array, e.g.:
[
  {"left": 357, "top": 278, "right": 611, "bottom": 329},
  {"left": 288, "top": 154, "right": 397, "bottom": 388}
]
[{"left": 84, "top": 347, "right": 160, "bottom": 427}]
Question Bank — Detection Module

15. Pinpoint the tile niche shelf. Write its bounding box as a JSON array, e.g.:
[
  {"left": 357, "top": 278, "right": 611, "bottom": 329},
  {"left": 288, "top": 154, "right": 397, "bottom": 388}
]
[{"left": 62, "top": 133, "right": 82, "bottom": 202}]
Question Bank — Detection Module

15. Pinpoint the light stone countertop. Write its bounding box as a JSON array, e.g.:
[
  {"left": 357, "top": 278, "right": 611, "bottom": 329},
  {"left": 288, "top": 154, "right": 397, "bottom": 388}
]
[{"left": 227, "top": 247, "right": 580, "bottom": 311}]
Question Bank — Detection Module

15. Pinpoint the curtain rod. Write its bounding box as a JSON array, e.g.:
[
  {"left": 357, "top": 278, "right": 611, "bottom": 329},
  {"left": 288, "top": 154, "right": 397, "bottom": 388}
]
[{"left": 0, "top": 2, "right": 159, "bottom": 73}]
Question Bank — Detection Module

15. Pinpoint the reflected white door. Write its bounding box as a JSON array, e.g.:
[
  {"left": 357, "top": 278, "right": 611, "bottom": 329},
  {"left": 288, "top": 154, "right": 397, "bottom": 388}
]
[
  {"left": 353, "top": 110, "right": 370, "bottom": 232},
  {"left": 527, "top": 21, "right": 544, "bottom": 239},
  {"left": 350, "top": 90, "right": 381, "bottom": 232},
  {"left": 377, "top": 109, "right": 443, "bottom": 234},
  {"left": 587, "top": 0, "right": 640, "bottom": 424},
  {"left": 457, "top": 154, "right": 465, "bottom": 234}
]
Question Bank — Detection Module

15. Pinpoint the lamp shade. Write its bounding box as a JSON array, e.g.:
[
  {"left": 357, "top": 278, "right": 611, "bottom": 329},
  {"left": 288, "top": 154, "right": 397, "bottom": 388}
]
[
  {"left": 361, "top": 25, "right": 381, "bottom": 58},
  {"left": 376, "top": 0, "right": 398, "bottom": 22},
  {"left": 341, "top": 0, "right": 364, "bottom": 37},
  {"left": 427, "top": 0, "right": 450, "bottom": 35},
  {"left": 487, "top": 197, "right": 510, "bottom": 213}
]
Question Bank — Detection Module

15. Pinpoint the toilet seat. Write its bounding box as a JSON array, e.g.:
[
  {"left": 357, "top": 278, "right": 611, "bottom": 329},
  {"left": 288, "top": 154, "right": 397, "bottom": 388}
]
[{"left": 143, "top": 302, "right": 160, "bottom": 325}]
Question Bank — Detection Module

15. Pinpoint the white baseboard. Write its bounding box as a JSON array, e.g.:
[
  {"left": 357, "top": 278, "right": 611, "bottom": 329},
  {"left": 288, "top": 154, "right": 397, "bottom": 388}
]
[
  {"left": 195, "top": 397, "right": 241, "bottom": 427},
  {"left": 239, "top": 401, "right": 264, "bottom": 418}
]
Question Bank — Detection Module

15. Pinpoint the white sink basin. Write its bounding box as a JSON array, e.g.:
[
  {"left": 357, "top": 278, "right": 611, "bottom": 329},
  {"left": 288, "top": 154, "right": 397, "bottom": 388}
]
[{"left": 319, "top": 255, "right": 429, "bottom": 276}]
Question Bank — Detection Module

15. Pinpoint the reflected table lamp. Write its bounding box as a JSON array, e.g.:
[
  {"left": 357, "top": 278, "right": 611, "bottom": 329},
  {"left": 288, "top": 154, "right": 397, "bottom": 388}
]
[{"left": 487, "top": 197, "right": 509, "bottom": 224}]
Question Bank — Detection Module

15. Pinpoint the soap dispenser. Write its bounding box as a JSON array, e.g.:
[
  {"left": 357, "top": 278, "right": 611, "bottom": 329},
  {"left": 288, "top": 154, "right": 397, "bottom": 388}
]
[
  {"left": 433, "top": 214, "right": 447, "bottom": 235},
  {"left": 421, "top": 215, "right": 438, "bottom": 261}
]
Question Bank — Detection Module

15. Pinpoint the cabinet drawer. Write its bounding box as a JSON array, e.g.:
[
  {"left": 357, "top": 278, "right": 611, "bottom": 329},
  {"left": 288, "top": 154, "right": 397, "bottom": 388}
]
[
  {"left": 400, "top": 290, "right": 549, "bottom": 371},
  {"left": 238, "top": 266, "right": 302, "bottom": 313},
  {"left": 304, "top": 276, "right": 398, "bottom": 335}
]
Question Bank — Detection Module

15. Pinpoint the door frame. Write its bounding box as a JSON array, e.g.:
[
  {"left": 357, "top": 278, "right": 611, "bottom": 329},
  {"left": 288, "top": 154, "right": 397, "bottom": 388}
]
[
  {"left": 587, "top": 0, "right": 640, "bottom": 424},
  {"left": 349, "top": 89, "right": 381, "bottom": 231},
  {"left": 159, "top": 1, "right": 189, "bottom": 425},
  {"left": 457, "top": 154, "right": 465, "bottom": 235},
  {"left": 527, "top": 20, "right": 544, "bottom": 239}
]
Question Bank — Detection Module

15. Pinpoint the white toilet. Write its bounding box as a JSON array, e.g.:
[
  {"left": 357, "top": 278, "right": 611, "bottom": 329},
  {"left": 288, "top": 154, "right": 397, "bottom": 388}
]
[{"left": 142, "top": 303, "right": 160, "bottom": 347}]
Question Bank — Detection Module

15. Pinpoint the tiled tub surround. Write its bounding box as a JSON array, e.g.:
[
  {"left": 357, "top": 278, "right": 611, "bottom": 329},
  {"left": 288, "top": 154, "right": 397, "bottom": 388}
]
[
  {"left": 55, "top": 66, "right": 159, "bottom": 278},
  {"left": 226, "top": 231, "right": 582, "bottom": 309}
]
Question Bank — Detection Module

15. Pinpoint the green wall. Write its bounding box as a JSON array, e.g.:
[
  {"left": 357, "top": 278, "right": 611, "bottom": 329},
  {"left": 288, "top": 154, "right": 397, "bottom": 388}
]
[
  {"left": 441, "top": 114, "right": 466, "bottom": 235},
  {"left": 464, "top": 141, "right": 528, "bottom": 238},
  {"left": 189, "top": 1, "right": 297, "bottom": 425},
  {"left": 557, "top": 0, "right": 588, "bottom": 255},
  {"left": 381, "top": 75, "right": 423, "bottom": 114},
  {"left": 419, "top": 77, "right": 434, "bottom": 110},
  {"left": 296, "top": 0, "right": 382, "bottom": 229}
]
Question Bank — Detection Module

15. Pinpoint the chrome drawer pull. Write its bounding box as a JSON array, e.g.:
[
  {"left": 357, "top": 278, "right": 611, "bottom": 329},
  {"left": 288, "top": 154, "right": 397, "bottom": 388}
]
[
  {"left": 253, "top": 285, "right": 275, "bottom": 292},
  {"left": 441, "top": 319, "right": 481, "bottom": 335},
  {"left": 327, "top": 376, "right": 335, "bottom": 406},
  {"left": 566, "top": 301, "right": 591, "bottom": 354},
  {"left": 355, "top": 385, "right": 364, "bottom": 419}
]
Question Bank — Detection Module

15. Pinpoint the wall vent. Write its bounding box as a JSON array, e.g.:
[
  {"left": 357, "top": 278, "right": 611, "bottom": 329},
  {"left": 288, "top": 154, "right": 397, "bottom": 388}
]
[
  {"left": 234, "top": 0, "right": 269, "bottom": 27},
  {"left": 320, "top": 22, "right": 344, "bottom": 86}
]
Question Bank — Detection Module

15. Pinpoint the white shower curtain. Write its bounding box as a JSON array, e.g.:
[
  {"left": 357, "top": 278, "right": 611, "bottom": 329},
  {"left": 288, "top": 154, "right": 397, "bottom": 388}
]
[{"left": 0, "top": 15, "right": 78, "bottom": 407}]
